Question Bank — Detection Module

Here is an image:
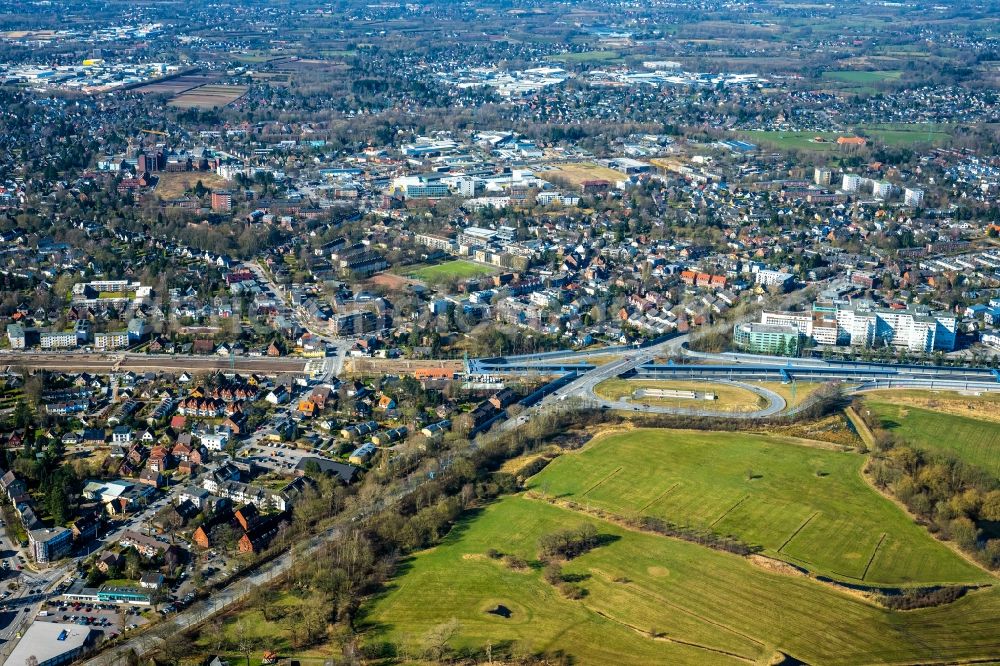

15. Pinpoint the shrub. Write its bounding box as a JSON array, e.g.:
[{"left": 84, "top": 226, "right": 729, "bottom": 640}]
[
  {"left": 542, "top": 562, "right": 563, "bottom": 585},
  {"left": 557, "top": 582, "right": 585, "bottom": 599},
  {"left": 504, "top": 555, "right": 528, "bottom": 571}
]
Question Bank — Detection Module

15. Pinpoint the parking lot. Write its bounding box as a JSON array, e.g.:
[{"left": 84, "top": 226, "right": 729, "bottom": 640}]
[
  {"left": 238, "top": 442, "right": 311, "bottom": 472},
  {"left": 36, "top": 601, "right": 150, "bottom": 637}
]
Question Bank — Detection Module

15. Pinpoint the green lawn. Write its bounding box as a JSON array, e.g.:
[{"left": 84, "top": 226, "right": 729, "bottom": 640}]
[
  {"left": 740, "top": 130, "right": 842, "bottom": 152},
  {"left": 864, "top": 125, "right": 953, "bottom": 147},
  {"left": 527, "top": 429, "right": 985, "bottom": 585},
  {"left": 740, "top": 125, "right": 952, "bottom": 152},
  {"left": 408, "top": 260, "right": 496, "bottom": 282},
  {"left": 822, "top": 70, "right": 903, "bottom": 84},
  {"left": 362, "top": 496, "right": 1000, "bottom": 665},
  {"left": 548, "top": 50, "right": 620, "bottom": 63},
  {"left": 194, "top": 590, "right": 333, "bottom": 660},
  {"left": 866, "top": 401, "right": 1000, "bottom": 478}
]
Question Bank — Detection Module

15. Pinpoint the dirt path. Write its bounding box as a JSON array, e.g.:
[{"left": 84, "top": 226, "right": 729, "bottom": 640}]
[{"left": 844, "top": 406, "right": 876, "bottom": 449}]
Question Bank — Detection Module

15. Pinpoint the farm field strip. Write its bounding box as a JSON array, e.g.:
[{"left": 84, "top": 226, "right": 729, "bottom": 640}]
[{"left": 168, "top": 84, "right": 250, "bottom": 109}]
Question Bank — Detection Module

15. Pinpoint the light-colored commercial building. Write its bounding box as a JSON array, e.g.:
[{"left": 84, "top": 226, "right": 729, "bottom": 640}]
[
  {"left": 5, "top": 622, "right": 95, "bottom": 666},
  {"left": 758, "top": 303, "right": 956, "bottom": 352},
  {"left": 732, "top": 322, "right": 802, "bottom": 355}
]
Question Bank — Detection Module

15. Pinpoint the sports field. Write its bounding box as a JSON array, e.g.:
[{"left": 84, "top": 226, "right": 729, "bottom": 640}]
[
  {"left": 407, "top": 260, "right": 496, "bottom": 282},
  {"left": 363, "top": 496, "right": 1000, "bottom": 665},
  {"left": 548, "top": 50, "right": 620, "bottom": 63},
  {"left": 168, "top": 84, "right": 250, "bottom": 109},
  {"left": 593, "top": 378, "right": 767, "bottom": 412},
  {"left": 528, "top": 429, "right": 986, "bottom": 584},
  {"left": 866, "top": 400, "right": 1000, "bottom": 477},
  {"left": 822, "top": 70, "right": 903, "bottom": 84},
  {"left": 739, "top": 125, "right": 951, "bottom": 152},
  {"left": 538, "top": 162, "right": 622, "bottom": 188}
]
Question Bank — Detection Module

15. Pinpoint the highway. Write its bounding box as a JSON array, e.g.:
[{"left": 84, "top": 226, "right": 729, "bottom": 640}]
[{"left": 471, "top": 335, "right": 1000, "bottom": 419}]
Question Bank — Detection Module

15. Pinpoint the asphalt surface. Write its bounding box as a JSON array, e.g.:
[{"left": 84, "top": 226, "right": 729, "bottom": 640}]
[{"left": 586, "top": 379, "right": 788, "bottom": 418}]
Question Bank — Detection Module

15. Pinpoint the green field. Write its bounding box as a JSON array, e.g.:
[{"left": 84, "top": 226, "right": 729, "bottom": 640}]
[
  {"left": 363, "top": 496, "right": 1000, "bottom": 665},
  {"left": 528, "top": 429, "right": 985, "bottom": 585},
  {"left": 822, "top": 70, "right": 903, "bottom": 84},
  {"left": 548, "top": 50, "right": 620, "bottom": 63},
  {"left": 866, "top": 401, "right": 1000, "bottom": 477},
  {"left": 408, "top": 260, "right": 496, "bottom": 282},
  {"left": 740, "top": 125, "right": 952, "bottom": 152}
]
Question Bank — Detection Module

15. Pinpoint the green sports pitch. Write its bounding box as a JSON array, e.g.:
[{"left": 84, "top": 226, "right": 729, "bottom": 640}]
[{"left": 407, "top": 259, "right": 496, "bottom": 282}]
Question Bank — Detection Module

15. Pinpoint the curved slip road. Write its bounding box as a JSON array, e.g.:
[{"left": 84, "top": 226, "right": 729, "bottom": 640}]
[{"left": 584, "top": 379, "right": 788, "bottom": 419}]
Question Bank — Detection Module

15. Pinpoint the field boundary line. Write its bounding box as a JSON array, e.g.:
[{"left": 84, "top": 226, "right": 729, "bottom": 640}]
[
  {"left": 861, "top": 533, "right": 887, "bottom": 581},
  {"left": 581, "top": 467, "right": 623, "bottom": 497},
  {"left": 778, "top": 511, "right": 819, "bottom": 553},
  {"left": 856, "top": 466, "right": 998, "bottom": 581},
  {"left": 588, "top": 607, "right": 758, "bottom": 663},
  {"left": 711, "top": 495, "right": 750, "bottom": 528},
  {"left": 639, "top": 483, "right": 679, "bottom": 512},
  {"left": 603, "top": 572, "right": 768, "bottom": 649}
]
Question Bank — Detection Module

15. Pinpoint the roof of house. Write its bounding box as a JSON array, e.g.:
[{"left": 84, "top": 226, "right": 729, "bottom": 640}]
[{"left": 294, "top": 457, "right": 360, "bottom": 484}]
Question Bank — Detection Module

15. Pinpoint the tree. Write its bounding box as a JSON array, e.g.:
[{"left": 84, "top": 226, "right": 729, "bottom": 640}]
[
  {"left": 124, "top": 548, "right": 141, "bottom": 580},
  {"left": 422, "top": 619, "right": 460, "bottom": 661},
  {"left": 949, "top": 517, "right": 980, "bottom": 550},
  {"left": 236, "top": 619, "right": 260, "bottom": 666},
  {"left": 981, "top": 490, "right": 1000, "bottom": 522}
]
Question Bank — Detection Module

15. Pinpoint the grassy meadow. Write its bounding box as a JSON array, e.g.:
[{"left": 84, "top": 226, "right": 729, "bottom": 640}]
[
  {"left": 865, "top": 399, "right": 1000, "bottom": 478},
  {"left": 527, "top": 429, "right": 986, "bottom": 585},
  {"left": 362, "top": 495, "right": 1000, "bottom": 665},
  {"left": 822, "top": 70, "right": 903, "bottom": 84}
]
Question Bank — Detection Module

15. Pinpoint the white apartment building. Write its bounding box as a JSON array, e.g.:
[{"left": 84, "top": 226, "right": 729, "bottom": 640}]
[
  {"left": 40, "top": 331, "right": 77, "bottom": 349},
  {"left": 754, "top": 269, "right": 795, "bottom": 290},
  {"left": 872, "top": 181, "right": 896, "bottom": 199},
  {"left": 904, "top": 187, "right": 924, "bottom": 207},
  {"left": 94, "top": 331, "right": 129, "bottom": 351},
  {"left": 759, "top": 303, "right": 956, "bottom": 352},
  {"left": 841, "top": 174, "right": 862, "bottom": 193}
]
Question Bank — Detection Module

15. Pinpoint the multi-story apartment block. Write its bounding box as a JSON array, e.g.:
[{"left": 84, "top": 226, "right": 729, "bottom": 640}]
[
  {"left": 904, "top": 187, "right": 924, "bottom": 207},
  {"left": 40, "top": 331, "right": 78, "bottom": 350},
  {"left": 95, "top": 331, "right": 130, "bottom": 351},
  {"left": 841, "top": 174, "right": 862, "bottom": 193},
  {"left": 732, "top": 323, "right": 802, "bottom": 354},
  {"left": 758, "top": 302, "right": 956, "bottom": 352}
]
